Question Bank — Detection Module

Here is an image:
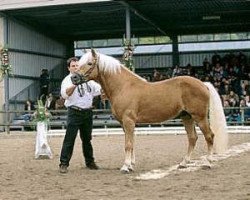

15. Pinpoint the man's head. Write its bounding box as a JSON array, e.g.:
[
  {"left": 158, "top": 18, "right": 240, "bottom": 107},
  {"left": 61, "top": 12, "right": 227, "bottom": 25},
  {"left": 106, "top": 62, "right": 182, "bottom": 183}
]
[{"left": 67, "top": 57, "right": 79, "bottom": 74}]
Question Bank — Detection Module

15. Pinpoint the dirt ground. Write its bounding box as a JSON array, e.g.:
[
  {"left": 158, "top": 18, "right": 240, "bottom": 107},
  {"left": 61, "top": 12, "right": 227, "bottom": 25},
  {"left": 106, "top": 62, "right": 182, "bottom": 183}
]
[{"left": 0, "top": 132, "right": 249, "bottom": 200}]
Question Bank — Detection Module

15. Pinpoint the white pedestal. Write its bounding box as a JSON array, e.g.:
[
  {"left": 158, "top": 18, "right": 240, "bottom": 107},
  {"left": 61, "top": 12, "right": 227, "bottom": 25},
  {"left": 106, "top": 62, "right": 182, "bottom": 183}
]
[{"left": 35, "top": 121, "right": 52, "bottom": 159}]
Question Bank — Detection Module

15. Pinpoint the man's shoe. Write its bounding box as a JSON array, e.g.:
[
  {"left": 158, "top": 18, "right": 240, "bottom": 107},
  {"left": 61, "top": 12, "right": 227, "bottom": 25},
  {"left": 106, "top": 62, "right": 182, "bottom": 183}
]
[
  {"left": 86, "top": 162, "right": 99, "bottom": 170},
  {"left": 59, "top": 165, "right": 68, "bottom": 173}
]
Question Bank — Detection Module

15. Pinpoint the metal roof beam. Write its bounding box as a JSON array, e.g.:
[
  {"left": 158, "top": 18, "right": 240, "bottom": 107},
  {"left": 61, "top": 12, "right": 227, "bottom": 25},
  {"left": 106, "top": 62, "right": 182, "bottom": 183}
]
[{"left": 118, "top": 1, "right": 168, "bottom": 36}]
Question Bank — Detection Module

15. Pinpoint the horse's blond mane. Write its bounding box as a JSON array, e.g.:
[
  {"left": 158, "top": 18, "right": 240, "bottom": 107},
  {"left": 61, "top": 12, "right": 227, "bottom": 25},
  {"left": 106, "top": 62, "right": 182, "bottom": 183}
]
[
  {"left": 79, "top": 52, "right": 121, "bottom": 74},
  {"left": 98, "top": 53, "right": 121, "bottom": 74}
]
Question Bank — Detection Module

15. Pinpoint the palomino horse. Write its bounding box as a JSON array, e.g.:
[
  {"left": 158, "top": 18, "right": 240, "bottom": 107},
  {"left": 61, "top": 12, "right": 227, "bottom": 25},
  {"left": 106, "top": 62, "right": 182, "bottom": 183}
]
[{"left": 75, "top": 49, "right": 228, "bottom": 173}]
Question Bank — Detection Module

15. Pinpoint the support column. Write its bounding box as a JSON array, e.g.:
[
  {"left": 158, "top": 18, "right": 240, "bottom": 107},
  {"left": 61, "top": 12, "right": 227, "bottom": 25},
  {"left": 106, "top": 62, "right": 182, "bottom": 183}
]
[
  {"left": 0, "top": 17, "right": 5, "bottom": 131},
  {"left": 3, "top": 16, "right": 10, "bottom": 133},
  {"left": 171, "top": 35, "right": 179, "bottom": 66},
  {"left": 125, "top": 5, "right": 131, "bottom": 42}
]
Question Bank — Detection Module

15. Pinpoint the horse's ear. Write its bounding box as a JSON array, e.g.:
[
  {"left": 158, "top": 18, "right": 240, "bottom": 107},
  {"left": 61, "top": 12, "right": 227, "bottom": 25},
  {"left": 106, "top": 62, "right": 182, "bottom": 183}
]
[{"left": 91, "top": 48, "right": 97, "bottom": 58}]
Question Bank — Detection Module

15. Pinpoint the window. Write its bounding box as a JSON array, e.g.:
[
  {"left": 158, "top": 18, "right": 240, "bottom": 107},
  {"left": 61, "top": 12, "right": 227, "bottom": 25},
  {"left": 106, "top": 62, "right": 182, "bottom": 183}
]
[
  {"left": 231, "top": 33, "right": 248, "bottom": 40},
  {"left": 198, "top": 34, "right": 213, "bottom": 41},
  {"left": 179, "top": 35, "right": 198, "bottom": 42},
  {"left": 107, "top": 38, "right": 122, "bottom": 46},
  {"left": 92, "top": 39, "right": 108, "bottom": 47},
  {"left": 155, "top": 36, "right": 171, "bottom": 44},
  {"left": 214, "top": 33, "right": 230, "bottom": 41},
  {"left": 139, "top": 37, "right": 155, "bottom": 44},
  {"left": 75, "top": 40, "right": 92, "bottom": 48}
]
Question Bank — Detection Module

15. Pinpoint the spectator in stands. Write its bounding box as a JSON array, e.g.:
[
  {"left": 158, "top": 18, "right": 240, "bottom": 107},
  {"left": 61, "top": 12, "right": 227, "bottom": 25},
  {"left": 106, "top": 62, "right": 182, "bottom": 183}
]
[
  {"left": 237, "top": 51, "right": 247, "bottom": 66},
  {"left": 227, "top": 67, "right": 237, "bottom": 78},
  {"left": 219, "top": 78, "right": 231, "bottom": 96},
  {"left": 45, "top": 93, "right": 56, "bottom": 110},
  {"left": 24, "top": 99, "right": 35, "bottom": 111},
  {"left": 39, "top": 69, "right": 50, "bottom": 103},
  {"left": 243, "top": 95, "right": 250, "bottom": 121},
  {"left": 186, "top": 63, "right": 196, "bottom": 77},
  {"left": 237, "top": 98, "right": 246, "bottom": 123},
  {"left": 152, "top": 69, "right": 161, "bottom": 81},
  {"left": 239, "top": 98, "right": 246, "bottom": 107},
  {"left": 245, "top": 95, "right": 250, "bottom": 107},
  {"left": 212, "top": 63, "right": 223, "bottom": 80},
  {"left": 55, "top": 95, "right": 65, "bottom": 110},
  {"left": 212, "top": 52, "right": 221, "bottom": 66},
  {"left": 203, "top": 57, "right": 210, "bottom": 68},
  {"left": 223, "top": 99, "right": 233, "bottom": 122},
  {"left": 228, "top": 90, "right": 239, "bottom": 107},
  {"left": 231, "top": 76, "right": 242, "bottom": 96},
  {"left": 59, "top": 57, "right": 101, "bottom": 174},
  {"left": 23, "top": 99, "right": 35, "bottom": 121},
  {"left": 238, "top": 64, "right": 249, "bottom": 80},
  {"left": 172, "top": 65, "right": 182, "bottom": 77},
  {"left": 222, "top": 63, "right": 230, "bottom": 78},
  {"left": 100, "top": 89, "right": 110, "bottom": 109}
]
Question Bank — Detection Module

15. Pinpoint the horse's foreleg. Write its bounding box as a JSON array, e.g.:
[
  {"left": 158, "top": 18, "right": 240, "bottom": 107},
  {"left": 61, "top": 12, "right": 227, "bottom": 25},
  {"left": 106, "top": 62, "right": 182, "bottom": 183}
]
[
  {"left": 120, "top": 116, "right": 135, "bottom": 173},
  {"left": 179, "top": 118, "right": 197, "bottom": 168}
]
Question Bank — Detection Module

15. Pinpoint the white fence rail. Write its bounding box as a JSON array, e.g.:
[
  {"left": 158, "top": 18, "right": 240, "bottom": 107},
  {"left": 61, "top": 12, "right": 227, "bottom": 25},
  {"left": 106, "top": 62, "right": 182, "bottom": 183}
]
[{"left": 48, "top": 125, "right": 250, "bottom": 137}]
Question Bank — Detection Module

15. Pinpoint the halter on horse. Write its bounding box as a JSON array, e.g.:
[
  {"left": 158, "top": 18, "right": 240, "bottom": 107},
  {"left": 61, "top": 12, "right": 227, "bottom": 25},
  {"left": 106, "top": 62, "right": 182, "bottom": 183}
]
[{"left": 74, "top": 49, "right": 228, "bottom": 173}]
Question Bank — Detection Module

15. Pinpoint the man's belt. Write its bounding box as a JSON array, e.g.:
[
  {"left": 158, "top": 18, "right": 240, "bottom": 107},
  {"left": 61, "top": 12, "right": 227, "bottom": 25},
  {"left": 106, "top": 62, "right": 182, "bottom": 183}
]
[{"left": 69, "top": 106, "right": 92, "bottom": 112}]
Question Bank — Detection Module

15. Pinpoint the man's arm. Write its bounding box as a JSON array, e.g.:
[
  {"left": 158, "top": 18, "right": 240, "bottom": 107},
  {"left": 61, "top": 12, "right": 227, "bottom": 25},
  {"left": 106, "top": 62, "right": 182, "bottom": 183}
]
[{"left": 61, "top": 76, "right": 77, "bottom": 99}]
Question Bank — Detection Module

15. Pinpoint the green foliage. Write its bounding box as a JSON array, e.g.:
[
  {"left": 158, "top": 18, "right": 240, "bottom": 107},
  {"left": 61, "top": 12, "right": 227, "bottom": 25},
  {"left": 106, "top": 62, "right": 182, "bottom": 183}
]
[{"left": 33, "top": 100, "right": 52, "bottom": 122}]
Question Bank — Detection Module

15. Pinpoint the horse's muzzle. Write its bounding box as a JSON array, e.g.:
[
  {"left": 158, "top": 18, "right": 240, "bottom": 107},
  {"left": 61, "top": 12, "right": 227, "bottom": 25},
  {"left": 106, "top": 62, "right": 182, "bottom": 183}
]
[{"left": 71, "top": 73, "right": 87, "bottom": 85}]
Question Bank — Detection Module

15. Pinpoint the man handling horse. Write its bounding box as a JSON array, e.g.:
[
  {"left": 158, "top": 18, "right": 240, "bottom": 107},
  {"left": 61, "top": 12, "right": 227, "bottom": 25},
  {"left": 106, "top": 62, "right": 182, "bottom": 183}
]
[{"left": 59, "top": 57, "right": 101, "bottom": 174}]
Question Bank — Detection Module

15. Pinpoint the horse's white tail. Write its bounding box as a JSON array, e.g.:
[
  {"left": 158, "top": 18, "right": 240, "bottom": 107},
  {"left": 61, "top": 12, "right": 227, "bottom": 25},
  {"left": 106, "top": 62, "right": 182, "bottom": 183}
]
[{"left": 204, "top": 82, "right": 228, "bottom": 153}]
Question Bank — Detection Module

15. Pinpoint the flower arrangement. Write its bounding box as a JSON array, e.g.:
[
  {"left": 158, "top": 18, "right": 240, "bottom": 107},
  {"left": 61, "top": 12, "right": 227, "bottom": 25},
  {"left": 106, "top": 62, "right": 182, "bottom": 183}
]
[
  {"left": 33, "top": 100, "right": 52, "bottom": 122},
  {"left": 0, "top": 47, "right": 12, "bottom": 81},
  {"left": 122, "top": 39, "right": 135, "bottom": 72}
]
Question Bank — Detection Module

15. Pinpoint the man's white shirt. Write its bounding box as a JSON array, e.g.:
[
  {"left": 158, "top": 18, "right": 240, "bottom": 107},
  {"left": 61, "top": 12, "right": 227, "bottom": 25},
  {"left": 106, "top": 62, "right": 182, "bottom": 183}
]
[{"left": 61, "top": 73, "right": 101, "bottom": 109}]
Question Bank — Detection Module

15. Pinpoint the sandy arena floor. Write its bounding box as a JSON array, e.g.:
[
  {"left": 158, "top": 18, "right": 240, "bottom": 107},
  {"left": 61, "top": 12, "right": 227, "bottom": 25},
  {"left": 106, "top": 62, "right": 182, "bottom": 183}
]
[{"left": 0, "top": 131, "right": 249, "bottom": 200}]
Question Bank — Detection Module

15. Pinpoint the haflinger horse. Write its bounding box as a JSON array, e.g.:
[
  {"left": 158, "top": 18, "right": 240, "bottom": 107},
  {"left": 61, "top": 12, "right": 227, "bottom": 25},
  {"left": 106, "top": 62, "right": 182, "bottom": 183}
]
[{"left": 75, "top": 49, "right": 228, "bottom": 173}]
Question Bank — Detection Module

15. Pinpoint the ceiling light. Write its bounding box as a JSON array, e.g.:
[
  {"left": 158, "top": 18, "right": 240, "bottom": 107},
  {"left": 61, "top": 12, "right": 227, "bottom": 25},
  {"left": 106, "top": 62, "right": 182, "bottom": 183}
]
[{"left": 202, "top": 16, "right": 221, "bottom": 20}]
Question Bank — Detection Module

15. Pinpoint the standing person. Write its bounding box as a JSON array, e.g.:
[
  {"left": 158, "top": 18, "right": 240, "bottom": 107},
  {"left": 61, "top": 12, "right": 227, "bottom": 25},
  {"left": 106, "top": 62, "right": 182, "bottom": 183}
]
[
  {"left": 40, "top": 69, "right": 50, "bottom": 103},
  {"left": 59, "top": 57, "right": 101, "bottom": 173}
]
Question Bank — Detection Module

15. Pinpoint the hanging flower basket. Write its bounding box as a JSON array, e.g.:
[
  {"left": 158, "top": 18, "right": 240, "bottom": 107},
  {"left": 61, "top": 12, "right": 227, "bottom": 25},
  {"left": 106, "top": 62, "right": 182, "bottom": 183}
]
[
  {"left": 122, "top": 39, "right": 135, "bottom": 72},
  {"left": 0, "top": 47, "right": 12, "bottom": 81}
]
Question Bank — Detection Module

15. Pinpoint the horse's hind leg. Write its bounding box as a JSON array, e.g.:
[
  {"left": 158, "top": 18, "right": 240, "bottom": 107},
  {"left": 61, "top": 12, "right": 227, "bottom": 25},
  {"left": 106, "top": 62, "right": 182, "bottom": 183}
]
[
  {"left": 197, "top": 118, "right": 214, "bottom": 156},
  {"left": 179, "top": 118, "right": 198, "bottom": 168}
]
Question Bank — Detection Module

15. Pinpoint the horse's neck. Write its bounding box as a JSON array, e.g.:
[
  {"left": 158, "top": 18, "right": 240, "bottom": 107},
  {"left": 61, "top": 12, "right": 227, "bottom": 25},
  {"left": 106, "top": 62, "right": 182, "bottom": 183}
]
[{"left": 99, "top": 66, "right": 141, "bottom": 100}]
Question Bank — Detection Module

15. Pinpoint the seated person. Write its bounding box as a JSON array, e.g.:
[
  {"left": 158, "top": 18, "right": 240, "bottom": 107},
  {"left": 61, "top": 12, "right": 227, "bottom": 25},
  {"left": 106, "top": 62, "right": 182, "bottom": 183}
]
[
  {"left": 23, "top": 99, "right": 35, "bottom": 121},
  {"left": 55, "top": 95, "right": 65, "bottom": 110},
  {"left": 45, "top": 93, "right": 56, "bottom": 110}
]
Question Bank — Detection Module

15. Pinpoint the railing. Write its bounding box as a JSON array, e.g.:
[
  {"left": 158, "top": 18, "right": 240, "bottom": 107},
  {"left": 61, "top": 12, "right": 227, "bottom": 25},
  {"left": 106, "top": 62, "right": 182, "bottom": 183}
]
[{"left": 0, "top": 107, "right": 250, "bottom": 134}]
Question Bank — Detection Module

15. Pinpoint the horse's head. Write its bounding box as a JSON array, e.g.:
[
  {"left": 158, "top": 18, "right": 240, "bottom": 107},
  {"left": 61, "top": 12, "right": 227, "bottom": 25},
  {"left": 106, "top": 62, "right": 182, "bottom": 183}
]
[{"left": 71, "top": 49, "right": 100, "bottom": 84}]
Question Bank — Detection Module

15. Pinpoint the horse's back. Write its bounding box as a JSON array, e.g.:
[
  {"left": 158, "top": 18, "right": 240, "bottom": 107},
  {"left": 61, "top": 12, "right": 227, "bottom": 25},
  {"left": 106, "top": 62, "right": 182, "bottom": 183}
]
[{"left": 150, "top": 76, "right": 209, "bottom": 97}]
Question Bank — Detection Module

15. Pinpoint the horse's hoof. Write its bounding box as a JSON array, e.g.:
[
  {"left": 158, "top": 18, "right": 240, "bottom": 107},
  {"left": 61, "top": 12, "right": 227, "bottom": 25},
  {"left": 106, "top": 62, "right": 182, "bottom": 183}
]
[
  {"left": 201, "top": 165, "right": 211, "bottom": 170},
  {"left": 120, "top": 169, "right": 130, "bottom": 174},
  {"left": 120, "top": 165, "right": 130, "bottom": 173},
  {"left": 178, "top": 164, "right": 187, "bottom": 169}
]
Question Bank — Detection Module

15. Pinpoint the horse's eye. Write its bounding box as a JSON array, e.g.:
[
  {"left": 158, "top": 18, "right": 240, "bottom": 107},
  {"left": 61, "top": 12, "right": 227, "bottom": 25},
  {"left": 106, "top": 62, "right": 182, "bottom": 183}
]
[{"left": 87, "top": 62, "right": 92, "bottom": 65}]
